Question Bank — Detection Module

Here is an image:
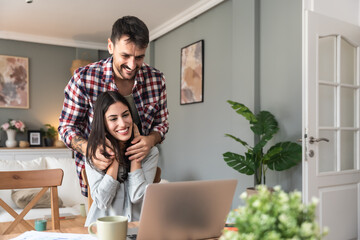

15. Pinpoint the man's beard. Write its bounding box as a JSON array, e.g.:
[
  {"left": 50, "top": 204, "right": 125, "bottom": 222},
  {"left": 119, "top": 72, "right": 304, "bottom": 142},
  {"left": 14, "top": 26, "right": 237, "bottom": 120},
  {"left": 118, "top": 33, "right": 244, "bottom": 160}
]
[{"left": 119, "top": 64, "right": 138, "bottom": 81}]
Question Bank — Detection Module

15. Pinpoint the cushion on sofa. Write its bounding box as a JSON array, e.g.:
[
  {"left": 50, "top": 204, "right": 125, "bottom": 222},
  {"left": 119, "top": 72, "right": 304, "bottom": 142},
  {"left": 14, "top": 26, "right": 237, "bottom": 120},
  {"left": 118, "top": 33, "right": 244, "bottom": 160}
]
[
  {"left": 0, "top": 157, "right": 46, "bottom": 209},
  {"left": 44, "top": 157, "right": 86, "bottom": 207},
  {"left": 11, "top": 189, "right": 64, "bottom": 208}
]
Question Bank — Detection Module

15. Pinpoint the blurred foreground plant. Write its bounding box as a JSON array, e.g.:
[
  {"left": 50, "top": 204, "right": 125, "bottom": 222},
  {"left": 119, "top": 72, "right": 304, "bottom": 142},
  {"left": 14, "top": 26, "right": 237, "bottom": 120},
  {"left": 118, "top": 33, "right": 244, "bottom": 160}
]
[{"left": 220, "top": 185, "right": 328, "bottom": 240}]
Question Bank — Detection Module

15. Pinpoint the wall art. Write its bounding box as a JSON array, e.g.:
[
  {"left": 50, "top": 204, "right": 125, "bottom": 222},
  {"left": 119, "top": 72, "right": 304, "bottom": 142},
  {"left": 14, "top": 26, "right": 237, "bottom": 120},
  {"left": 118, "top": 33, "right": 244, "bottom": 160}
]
[
  {"left": 180, "top": 40, "right": 204, "bottom": 105},
  {"left": 0, "top": 55, "right": 29, "bottom": 109}
]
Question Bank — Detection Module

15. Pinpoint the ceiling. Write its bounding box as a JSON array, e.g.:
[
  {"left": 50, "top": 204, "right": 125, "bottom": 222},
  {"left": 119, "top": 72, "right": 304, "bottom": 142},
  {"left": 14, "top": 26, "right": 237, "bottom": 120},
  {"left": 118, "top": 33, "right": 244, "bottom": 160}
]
[{"left": 0, "top": 0, "right": 224, "bottom": 50}]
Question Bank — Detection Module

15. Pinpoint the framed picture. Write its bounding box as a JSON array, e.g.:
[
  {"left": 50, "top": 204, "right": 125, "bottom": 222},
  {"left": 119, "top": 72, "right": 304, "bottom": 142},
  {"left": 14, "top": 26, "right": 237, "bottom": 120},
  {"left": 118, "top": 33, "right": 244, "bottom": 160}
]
[
  {"left": 180, "top": 40, "right": 204, "bottom": 105},
  {"left": 28, "top": 131, "right": 42, "bottom": 147},
  {"left": 0, "top": 55, "right": 29, "bottom": 109}
]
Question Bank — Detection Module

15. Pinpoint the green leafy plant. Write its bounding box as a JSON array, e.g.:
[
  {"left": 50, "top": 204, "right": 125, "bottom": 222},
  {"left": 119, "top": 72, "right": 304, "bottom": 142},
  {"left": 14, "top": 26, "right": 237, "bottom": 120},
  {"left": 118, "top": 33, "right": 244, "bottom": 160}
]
[
  {"left": 223, "top": 100, "right": 302, "bottom": 186},
  {"left": 41, "top": 124, "right": 58, "bottom": 140},
  {"left": 220, "top": 185, "right": 328, "bottom": 240}
]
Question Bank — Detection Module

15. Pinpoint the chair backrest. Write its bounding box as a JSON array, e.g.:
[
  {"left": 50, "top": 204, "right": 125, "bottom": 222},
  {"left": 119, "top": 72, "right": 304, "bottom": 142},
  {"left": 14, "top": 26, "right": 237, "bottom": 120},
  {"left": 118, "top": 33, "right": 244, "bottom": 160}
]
[
  {"left": 0, "top": 169, "right": 63, "bottom": 234},
  {"left": 82, "top": 167, "right": 162, "bottom": 210}
]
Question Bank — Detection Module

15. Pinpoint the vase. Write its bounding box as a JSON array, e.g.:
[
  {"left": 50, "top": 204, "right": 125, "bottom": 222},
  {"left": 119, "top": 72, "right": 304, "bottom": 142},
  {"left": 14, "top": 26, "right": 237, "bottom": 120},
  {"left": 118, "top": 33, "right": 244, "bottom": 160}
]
[{"left": 5, "top": 129, "right": 17, "bottom": 148}]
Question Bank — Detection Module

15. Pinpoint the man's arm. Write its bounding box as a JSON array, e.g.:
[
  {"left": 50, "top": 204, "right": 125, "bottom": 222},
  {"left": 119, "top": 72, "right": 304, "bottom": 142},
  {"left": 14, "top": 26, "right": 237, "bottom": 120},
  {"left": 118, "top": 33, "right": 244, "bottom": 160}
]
[
  {"left": 71, "top": 136, "right": 114, "bottom": 171},
  {"left": 71, "top": 136, "right": 87, "bottom": 155}
]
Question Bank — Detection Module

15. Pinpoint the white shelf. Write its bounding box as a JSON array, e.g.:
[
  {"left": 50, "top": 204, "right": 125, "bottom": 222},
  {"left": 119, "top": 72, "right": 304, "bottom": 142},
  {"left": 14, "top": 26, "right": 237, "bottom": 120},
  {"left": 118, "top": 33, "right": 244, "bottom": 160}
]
[{"left": 0, "top": 147, "right": 73, "bottom": 161}]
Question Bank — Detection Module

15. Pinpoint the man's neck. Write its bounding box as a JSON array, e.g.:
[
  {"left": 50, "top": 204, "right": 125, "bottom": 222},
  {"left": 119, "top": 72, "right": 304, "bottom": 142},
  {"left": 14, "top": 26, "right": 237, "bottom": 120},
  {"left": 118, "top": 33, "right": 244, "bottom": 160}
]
[{"left": 115, "top": 77, "right": 135, "bottom": 96}]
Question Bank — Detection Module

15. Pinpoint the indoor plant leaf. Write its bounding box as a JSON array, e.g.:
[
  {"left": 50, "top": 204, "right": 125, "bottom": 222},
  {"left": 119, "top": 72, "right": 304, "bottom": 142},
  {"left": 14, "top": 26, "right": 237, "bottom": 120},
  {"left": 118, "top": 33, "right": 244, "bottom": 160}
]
[
  {"left": 227, "top": 100, "right": 257, "bottom": 123},
  {"left": 223, "top": 152, "right": 255, "bottom": 175},
  {"left": 267, "top": 142, "right": 302, "bottom": 171},
  {"left": 224, "top": 134, "right": 250, "bottom": 149},
  {"left": 250, "top": 111, "right": 279, "bottom": 137}
]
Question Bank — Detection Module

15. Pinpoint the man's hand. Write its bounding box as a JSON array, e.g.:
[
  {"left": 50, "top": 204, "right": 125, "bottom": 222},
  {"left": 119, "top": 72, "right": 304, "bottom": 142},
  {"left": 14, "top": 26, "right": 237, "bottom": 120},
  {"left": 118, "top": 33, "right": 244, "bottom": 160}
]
[
  {"left": 125, "top": 132, "right": 161, "bottom": 162},
  {"left": 92, "top": 138, "right": 115, "bottom": 170},
  {"left": 71, "top": 136, "right": 114, "bottom": 171}
]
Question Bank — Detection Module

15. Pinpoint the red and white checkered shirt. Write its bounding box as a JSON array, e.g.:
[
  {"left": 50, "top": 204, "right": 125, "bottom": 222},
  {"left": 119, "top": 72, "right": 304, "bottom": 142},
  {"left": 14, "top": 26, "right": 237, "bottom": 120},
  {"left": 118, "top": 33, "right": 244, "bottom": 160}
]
[{"left": 58, "top": 57, "right": 169, "bottom": 196}]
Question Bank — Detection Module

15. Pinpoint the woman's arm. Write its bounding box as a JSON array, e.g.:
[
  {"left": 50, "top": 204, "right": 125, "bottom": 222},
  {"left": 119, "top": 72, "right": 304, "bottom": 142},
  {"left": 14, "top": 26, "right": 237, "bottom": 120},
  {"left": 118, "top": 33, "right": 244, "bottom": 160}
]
[
  {"left": 85, "top": 160, "right": 120, "bottom": 209},
  {"left": 127, "top": 147, "right": 159, "bottom": 204}
]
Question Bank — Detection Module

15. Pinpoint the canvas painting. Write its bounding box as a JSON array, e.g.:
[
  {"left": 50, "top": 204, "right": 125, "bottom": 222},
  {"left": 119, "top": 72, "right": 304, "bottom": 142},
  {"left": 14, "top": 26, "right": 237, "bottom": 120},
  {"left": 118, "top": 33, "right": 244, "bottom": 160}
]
[
  {"left": 180, "top": 40, "right": 204, "bottom": 105},
  {"left": 0, "top": 55, "right": 29, "bottom": 108}
]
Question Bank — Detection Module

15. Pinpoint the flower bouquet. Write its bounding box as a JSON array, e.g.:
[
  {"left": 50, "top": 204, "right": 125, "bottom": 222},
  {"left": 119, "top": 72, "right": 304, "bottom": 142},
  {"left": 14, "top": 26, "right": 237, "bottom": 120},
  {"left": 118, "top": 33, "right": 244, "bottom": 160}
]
[
  {"left": 220, "top": 185, "right": 328, "bottom": 240},
  {"left": 1, "top": 119, "right": 26, "bottom": 132}
]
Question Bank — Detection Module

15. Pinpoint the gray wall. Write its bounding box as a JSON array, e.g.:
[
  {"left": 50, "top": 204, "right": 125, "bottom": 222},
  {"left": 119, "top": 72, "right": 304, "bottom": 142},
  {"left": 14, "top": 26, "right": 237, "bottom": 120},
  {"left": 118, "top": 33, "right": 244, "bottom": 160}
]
[
  {"left": 152, "top": 0, "right": 302, "bottom": 207},
  {"left": 0, "top": 39, "right": 107, "bottom": 145},
  {"left": 260, "top": 0, "right": 302, "bottom": 192}
]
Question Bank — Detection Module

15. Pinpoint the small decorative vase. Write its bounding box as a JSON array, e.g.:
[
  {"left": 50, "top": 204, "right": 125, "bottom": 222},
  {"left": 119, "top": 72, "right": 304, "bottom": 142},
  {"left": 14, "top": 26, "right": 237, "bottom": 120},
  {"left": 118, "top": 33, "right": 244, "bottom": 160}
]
[{"left": 5, "top": 129, "right": 17, "bottom": 148}]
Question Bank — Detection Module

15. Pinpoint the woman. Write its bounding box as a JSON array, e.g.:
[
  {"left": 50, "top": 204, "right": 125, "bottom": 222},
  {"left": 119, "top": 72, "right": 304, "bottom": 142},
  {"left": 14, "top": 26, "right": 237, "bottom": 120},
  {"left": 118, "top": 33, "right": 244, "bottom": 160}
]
[{"left": 84, "top": 91, "right": 159, "bottom": 226}]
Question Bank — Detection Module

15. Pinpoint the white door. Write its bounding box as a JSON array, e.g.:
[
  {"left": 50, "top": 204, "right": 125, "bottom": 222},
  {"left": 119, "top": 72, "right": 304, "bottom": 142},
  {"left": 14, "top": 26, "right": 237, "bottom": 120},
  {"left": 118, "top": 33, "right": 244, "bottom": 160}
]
[{"left": 303, "top": 11, "right": 360, "bottom": 240}]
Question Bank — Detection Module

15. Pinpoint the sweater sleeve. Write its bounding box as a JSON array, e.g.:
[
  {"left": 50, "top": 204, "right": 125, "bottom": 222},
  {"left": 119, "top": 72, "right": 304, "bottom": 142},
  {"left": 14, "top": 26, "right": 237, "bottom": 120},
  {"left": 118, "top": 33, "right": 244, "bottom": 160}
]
[
  {"left": 127, "top": 146, "right": 159, "bottom": 204},
  {"left": 85, "top": 161, "right": 120, "bottom": 209}
]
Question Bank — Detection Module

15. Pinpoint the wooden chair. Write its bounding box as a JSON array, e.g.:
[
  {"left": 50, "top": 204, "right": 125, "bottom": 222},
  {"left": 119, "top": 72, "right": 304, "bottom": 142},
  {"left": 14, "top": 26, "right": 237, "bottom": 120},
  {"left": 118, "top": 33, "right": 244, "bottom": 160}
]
[
  {"left": 0, "top": 169, "right": 64, "bottom": 235},
  {"left": 82, "top": 167, "right": 161, "bottom": 211}
]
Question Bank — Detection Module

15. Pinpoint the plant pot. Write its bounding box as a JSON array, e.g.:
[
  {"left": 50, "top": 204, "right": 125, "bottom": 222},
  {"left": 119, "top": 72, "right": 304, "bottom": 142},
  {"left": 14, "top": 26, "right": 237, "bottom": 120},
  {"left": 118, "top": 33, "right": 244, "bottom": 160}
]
[
  {"left": 246, "top": 186, "right": 274, "bottom": 197},
  {"left": 44, "top": 138, "right": 54, "bottom": 147},
  {"left": 5, "top": 129, "right": 17, "bottom": 148}
]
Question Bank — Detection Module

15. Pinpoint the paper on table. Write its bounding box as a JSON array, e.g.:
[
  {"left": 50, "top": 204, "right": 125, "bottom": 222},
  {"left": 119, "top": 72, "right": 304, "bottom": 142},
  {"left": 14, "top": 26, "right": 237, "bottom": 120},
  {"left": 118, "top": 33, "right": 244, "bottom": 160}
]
[{"left": 10, "top": 231, "right": 97, "bottom": 240}]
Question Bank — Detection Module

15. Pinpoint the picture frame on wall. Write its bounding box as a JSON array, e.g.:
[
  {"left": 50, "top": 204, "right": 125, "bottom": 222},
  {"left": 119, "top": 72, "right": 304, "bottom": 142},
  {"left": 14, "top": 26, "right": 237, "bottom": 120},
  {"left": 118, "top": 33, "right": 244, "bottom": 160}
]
[
  {"left": 0, "top": 55, "right": 29, "bottom": 109},
  {"left": 28, "top": 131, "right": 42, "bottom": 147},
  {"left": 180, "top": 40, "right": 204, "bottom": 105}
]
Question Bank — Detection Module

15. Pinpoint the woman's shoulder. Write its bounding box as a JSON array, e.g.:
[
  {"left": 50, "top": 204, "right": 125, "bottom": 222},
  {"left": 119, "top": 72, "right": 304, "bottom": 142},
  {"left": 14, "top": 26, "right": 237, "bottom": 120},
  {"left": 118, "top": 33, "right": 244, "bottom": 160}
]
[{"left": 148, "top": 146, "right": 159, "bottom": 157}]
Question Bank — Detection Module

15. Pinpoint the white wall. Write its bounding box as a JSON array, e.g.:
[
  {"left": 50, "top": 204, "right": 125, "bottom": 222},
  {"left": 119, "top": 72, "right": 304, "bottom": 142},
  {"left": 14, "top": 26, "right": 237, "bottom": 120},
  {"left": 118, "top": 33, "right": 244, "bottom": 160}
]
[{"left": 303, "top": 0, "right": 360, "bottom": 26}]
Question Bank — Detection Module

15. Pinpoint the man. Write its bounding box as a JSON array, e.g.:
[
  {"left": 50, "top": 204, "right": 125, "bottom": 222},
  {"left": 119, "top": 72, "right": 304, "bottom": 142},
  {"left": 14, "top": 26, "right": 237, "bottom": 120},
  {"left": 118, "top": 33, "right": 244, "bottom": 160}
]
[{"left": 58, "top": 16, "right": 169, "bottom": 196}]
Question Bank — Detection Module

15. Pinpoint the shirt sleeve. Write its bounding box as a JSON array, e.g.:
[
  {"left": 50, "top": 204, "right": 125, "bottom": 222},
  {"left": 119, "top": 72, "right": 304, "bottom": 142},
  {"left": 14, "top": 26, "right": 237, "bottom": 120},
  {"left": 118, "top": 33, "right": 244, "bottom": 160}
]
[
  {"left": 127, "top": 146, "right": 159, "bottom": 204},
  {"left": 58, "top": 73, "right": 89, "bottom": 147},
  {"left": 151, "top": 74, "right": 169, "bottom": 141},
  {"left": 85, "top": 162, "right": 120, "bottom": 209}
]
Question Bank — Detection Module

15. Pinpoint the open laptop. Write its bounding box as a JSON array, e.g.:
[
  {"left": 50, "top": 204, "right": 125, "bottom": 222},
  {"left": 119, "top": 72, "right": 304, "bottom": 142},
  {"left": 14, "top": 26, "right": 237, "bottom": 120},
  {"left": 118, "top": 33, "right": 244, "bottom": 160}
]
[{"left": 131, "top": 179, "right": 237, "bottom": 240}]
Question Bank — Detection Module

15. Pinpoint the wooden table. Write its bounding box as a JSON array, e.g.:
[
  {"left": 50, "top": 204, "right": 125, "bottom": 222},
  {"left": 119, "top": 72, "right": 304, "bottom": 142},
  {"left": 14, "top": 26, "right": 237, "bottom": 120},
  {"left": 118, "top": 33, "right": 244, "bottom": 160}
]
[{"left": 0, "top": 216, "right": 139, "bottom": 240}]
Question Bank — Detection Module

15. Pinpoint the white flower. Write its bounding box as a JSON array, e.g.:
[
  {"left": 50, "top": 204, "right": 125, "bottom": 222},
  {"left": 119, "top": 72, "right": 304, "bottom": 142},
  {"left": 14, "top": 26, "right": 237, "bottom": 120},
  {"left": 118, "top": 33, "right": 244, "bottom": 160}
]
[
  {"left": 240, "top": 191, "right": 248, "bottom": 200},
  {"left": 252, "top": 199, "right": 261, "bottom": 208},
  {"left": 311, "top": 197, "right": 319, "bottom": 205}
]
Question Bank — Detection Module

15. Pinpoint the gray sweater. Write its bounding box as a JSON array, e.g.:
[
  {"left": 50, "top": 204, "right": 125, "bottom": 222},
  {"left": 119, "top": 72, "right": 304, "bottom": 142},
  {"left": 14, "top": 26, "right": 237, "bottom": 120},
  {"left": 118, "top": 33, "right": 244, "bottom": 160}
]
[{"left": 84, "top": 147, "right": 159, "bottom": 226}]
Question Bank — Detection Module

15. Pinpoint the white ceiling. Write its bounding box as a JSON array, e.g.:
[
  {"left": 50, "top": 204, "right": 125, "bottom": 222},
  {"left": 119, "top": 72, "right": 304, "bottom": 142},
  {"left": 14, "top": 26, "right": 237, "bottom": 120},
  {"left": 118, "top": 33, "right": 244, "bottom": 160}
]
[{"left": 0, "top": 0, "right": 224, "bottom": 50}]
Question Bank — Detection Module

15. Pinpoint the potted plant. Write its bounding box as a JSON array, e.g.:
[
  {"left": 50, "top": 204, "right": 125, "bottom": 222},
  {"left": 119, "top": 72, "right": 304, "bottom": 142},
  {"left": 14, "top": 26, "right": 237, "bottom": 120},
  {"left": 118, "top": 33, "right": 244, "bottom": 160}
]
[
  {"left": 223, "top": 100, "right": 301, "bottom": 188},
  {"left": 41, "top": 124, "right": 58, "bottom": 147},
  {"left": 220, "top": 185, "right": 328, "bottom": 239}
]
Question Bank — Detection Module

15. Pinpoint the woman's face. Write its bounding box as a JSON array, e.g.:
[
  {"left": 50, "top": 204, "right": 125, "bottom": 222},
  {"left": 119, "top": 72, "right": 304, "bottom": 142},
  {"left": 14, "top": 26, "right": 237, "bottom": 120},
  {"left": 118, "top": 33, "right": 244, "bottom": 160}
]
[{"left": 104, "top": 101, "right": 133, "bottom": 142}]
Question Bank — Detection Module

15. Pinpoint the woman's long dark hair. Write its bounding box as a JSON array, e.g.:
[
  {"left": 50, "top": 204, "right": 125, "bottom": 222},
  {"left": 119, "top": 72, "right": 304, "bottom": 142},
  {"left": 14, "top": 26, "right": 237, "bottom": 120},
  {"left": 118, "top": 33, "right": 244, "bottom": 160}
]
[{"left": 86, "top": 91, "right": 134, "bottom": 181}]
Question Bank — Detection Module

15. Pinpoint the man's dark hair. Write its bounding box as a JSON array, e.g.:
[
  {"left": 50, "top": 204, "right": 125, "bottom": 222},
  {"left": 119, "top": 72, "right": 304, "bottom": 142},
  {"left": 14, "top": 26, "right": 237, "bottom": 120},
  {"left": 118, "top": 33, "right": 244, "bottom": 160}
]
[{"left": 110, "top": 16, "right": 149, "bottom": 49}]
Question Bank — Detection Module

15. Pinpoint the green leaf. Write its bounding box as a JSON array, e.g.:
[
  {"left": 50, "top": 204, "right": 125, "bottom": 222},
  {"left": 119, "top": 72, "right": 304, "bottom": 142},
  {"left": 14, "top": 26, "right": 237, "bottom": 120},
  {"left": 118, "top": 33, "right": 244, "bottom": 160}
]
[
  {"left": 223, "top": 152, "right": 255, "bottom": 175},
  {"left": 251, "top": 111, "right": 279, "bottom": 136},
  {"left": 251, "top": 111, "right": 279, "bottom": 153},
  {"left": 262, "top": 146, "right": 282, "bottom": 163},
  {"left": 267, "top": 142, "right": 302, "bottom": 171},
  {"left": 227, "top": 100, "right": 257, "bottom": 123},
  {"left": 225, "top": 134, "right": 250, "bottom": 149}
]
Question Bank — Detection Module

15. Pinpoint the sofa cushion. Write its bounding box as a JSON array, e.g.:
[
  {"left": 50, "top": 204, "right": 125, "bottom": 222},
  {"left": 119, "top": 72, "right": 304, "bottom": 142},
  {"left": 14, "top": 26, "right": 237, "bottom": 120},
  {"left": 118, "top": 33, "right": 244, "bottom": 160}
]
[
  {"left": 0, "top": 157, "right": 46, "bottom": 209},
  {"left": 44, "top": 157, "right": 86, "bottom": 207},
  {"left": 11, "top": 189, "right": 64, "bottom": 208}
]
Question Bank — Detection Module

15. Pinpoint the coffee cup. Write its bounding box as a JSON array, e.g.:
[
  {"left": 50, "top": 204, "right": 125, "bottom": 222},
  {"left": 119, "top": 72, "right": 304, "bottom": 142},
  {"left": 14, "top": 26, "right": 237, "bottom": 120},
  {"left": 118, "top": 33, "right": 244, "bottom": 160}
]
[
  {"left": 34, "top": 219, "right": 47, "bottom": 231},
  {"left": 88, "top": 216, "right": 128, "bottom": 240}
]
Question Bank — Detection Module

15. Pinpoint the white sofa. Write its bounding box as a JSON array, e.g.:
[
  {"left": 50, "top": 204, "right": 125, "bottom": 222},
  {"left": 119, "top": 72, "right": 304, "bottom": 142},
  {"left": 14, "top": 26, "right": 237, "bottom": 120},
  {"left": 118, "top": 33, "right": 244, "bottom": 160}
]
[{"left": 0, "top": 156, "right": 87, "bottom": 222}]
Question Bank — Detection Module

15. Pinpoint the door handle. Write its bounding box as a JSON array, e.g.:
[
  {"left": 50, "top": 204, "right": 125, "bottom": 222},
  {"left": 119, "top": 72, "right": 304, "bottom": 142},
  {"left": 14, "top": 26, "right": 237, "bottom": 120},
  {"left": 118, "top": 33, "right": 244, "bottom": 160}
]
[{"left": 309, "top": 136, "right": 329, "bottom": 144}]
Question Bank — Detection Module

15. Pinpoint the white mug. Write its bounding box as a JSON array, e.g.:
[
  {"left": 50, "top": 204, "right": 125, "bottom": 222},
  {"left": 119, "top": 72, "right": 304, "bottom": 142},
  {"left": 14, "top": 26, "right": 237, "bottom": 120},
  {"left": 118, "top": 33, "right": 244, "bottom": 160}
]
[{"left": 88, "top": 216, "right": 128, "bottom": 240}]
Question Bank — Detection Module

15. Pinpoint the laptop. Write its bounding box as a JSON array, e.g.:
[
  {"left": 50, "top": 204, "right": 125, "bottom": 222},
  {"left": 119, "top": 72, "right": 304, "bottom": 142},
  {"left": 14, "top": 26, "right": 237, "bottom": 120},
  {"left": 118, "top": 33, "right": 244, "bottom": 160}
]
[{"left": 132, "top": 179, "right": 237, "bottom": 240}]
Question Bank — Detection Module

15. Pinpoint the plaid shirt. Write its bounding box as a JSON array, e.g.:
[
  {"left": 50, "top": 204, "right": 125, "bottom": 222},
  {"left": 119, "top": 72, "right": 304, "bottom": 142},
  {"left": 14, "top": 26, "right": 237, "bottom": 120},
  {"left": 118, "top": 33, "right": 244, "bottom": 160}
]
[{"left": 58, "top": 57, "right": 169, "bottom": 196}]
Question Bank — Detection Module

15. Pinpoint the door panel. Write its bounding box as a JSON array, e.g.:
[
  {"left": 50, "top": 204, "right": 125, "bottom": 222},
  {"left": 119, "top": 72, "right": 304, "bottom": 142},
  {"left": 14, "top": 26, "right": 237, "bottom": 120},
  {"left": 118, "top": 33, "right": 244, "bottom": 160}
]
[{"left": 304, "top": 11, "right": 360, "bottom": 239}]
